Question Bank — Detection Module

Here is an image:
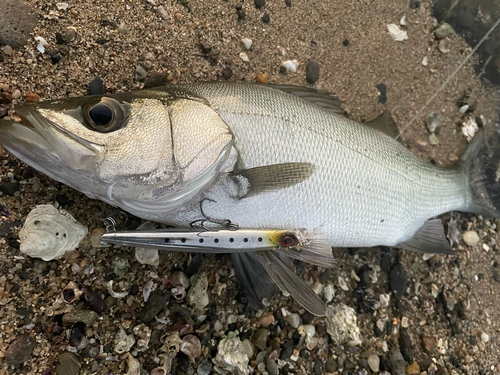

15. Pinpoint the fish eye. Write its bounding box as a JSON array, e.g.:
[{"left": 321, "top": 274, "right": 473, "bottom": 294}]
[
  {"left": 88, "top": 104, "right": 113, "bottom": 127},
  {"left": 281, "top": 234, "right": 298, "bottom": 247},
  {"left": 83, "top": 97, "right": 130, "bottom": 133}
]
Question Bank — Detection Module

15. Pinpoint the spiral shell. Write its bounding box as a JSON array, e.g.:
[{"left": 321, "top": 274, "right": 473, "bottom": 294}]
[{"left": 19, "top": 204, "right": 87, "bottom": 261}]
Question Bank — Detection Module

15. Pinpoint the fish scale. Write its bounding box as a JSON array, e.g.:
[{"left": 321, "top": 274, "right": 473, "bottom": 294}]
[{"left": 161, "top": 83, "right": 470, "bottom": 247}]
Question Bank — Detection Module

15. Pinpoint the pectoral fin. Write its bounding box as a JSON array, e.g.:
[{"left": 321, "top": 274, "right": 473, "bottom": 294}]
[
  {"left": 257, "top": 251, "right": 327, "bottom": 316},
  {"left": 364, "top": 110, "right": 399, "bottom": 138},
  {"left": 231, "top": 162, "right": 315, "bottom": 198},
  {"left": 399, "top": 219, "right": 455, "bottom": 255}
]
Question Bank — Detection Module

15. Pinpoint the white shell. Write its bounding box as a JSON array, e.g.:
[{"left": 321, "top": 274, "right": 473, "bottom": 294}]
[
  {"left": 325, "top": 303, "right": 361, "bottom": 345},
  {"left": 387, "top": 24, "right": 408, "bottom": 41},
  {"left": 19, "top": 204, "right": 87, "bottom": 261}
]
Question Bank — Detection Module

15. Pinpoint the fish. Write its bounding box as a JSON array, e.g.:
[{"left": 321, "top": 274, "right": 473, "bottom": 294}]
[{"left": 1, "top": 82, "right": 499, "bottom": 315}]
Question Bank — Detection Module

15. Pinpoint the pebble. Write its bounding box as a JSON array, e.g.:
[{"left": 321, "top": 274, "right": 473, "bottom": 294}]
[
  {"left": 493, "top": 270, "right": 500, "bottom": 282},
  {"left": 389, "top": 348, "right": 407, "bottom": 375},
  {"left": 459, "top": 104, "right": 469, "bottom": 114},
  {"left": 481, "top": 332, "right": 490, "bottom": 343},
  {"left": 421, "top": 56, "right": 428, "bottom": 66},
  {"left": 399, "top": 329, "right": 413, "bottom": 363},
  {"left": 89, "top": 77, "right": 104, "bottom": 95},
  {"left": 462, "top": 230, "right": 480, "bottom": 246},
  {"left": 114, "top": 327, "right": 136, "bottom": 354},
  {"left": 426, "top": 113, "right": 441, "bottom": 133},
  {"left": 138, "top": 289, "right": 169, "bottom": 322},
  {"left": 90, "top": 228, "right": 107, "bottom": 248},
  {"left": 135, "top": 65, "right": 148, "bottom": 80},
  {"left": 252, "top": 328, "right": 269, "bottom": 350},
  {"left": 254, "top": 0, "right": 265, "bottom": 8},
  {"left": 5, "top": 334, "right": 36, "bottom": 365},
  {"left": 62, "top": 310, "right": 98, "bottom": 327},
  {"left": 367, "top": 354, "right": 380, "bottom": 372},
  {"left": 255, "top": 73, "right": 268, "bottom": 84},
  {"left": 435, "top": 23, "right": 454, "bottom": 39},
  {"left": 25, "top": 93, "right": 40, "bottom": 103},
  {"left": 387, "top": 24, "right": 408, "bottom": 41},
  {"left": 326, "top": 357, "right": 337, "bottom": 372},
  {"left": 239, "top": 52, "right": 249, "bottom": 62},
  {"left": 324, "top": 284, "right": 335, "bottom": 302},
  {"left": 112, "top": 257, "right": 129, "bottom": 277},
  {"left": 222, "top": 67, "right": 233, "bottom": 80},
  {"left": 306, "top": 61, "right": 320, "bottom": 84},
  {"left": 241, "top": 38, "right": 253, "bottom": 50},
  {"left": 187, "top": 272, "right": 209, "bottom": 310},
  {"left": 170, "top": 271, "right": 190, "bottom": 288},
  {"left": 3, "top": 45, "right": 13, "bottom": 56},
  {"left": 282, "top": 60, "right": 299, "bottom": 73},
  {"left": 422, "top": 335, "right": 437, "bottom": 354},
  {"left": 286, "top": 313, "right": 301, "bottom": 328},
  {"left": 0, "top": 0, "right": 38, "bottom": 48},
  {"left": 259, "top": 313, "right": 275, "bottom": 327},
  {"left": 0, "top": 181, "right": 20, "bottom": 195},
  {"left": 50, "top": 52, "right": 61, "bottom": 64},
  {"left": 200, "top": 41, "right": 212, "bottom": 53},
  {"left": 235, "top": 4, "right": 245, "bottom": 20},
  {"left": 438, "top": 39, "right": 450, "bottom": 53},
  {"left": 64, "top": 27, "right": 77, "bottom": 43},
  {"left": 429, "top": 133, "right": 439, "bottom": 145},
  {"left": 11, "top": 89, "right": 21, "bottom": 99},
  {"left": 262, "top": 13, "right": 270, "bottom": 23},
  {"left": 55, "top": 352, "right": 81, "bottom": 375},
  {"left": 389, "top": 262, "right": 407, "bottom": 298},
  {"left": 406, "top": 363, "right": 420, "bottom": 375},
  {"left": 241, "top": 338, "right": 254, "bottom": 359}
]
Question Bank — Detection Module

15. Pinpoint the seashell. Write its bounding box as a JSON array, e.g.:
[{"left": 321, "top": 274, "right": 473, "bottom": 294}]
[
  {"left": 62, "top": 281, "right": 82, "bottom": 303},
  {"left": 19, "top": 204, "right": 87, "bottom": 261}
]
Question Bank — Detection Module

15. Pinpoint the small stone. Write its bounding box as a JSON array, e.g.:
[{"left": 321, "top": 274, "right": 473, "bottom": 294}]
[
  {"left": 11, "top": 89, "right": 21, "bottom": 99},
  {"left": 89, "top": 77, "right": 104, "bottom": 95},
  {"left": 262, "top": 13, "right": 270, "bottom": 23},
  {"left": 399, "top": 329, "right": 413, "bottom": 363},
  {"left": 306, "top": 61, "right": 320, "bottom": 84},
  {"left": 62, "top": 310, "right": 98, "bottom": 327},
  {"left": 64, "top": 28, "right": 77, "bottom": 43},
  {"left": 252, "top": 328, "right": 269, "bottom": 350},
  {"left": 286, "top": 313, "right": 301, "bottom": 328},
  {"left": 118, "top": 22, "right": 129, "bottom": 33},
  {"left": 429, "top": 133, "right": 439, "bottom": 145},
  {"left": 5, "top": 334, "right": 36, "bottom": 365},
  {"left": 324, "top": 284, "right": 335, "bottom": 302},
  {"left": 114, "top": 327, "right": 136, "bottom": 354},
  {"left": 25, "top": 93, "right": 40, "bottom": 103},
  {"left": 326, "top": 357, "right": 337, "bottom": 372},
  {"left": 389, "top": 348, "right": 407, "bottom": 375},
  {"left": 138, "top": 289, "right": 169, "bottom": 323},
  {"left": 463, "top": 230, "right": 480, "bottom": 246},
  {"left": 50, "top": 52, "right": 61, "bottom": 64},
  {"left": 235, "top": 4, "right": 246, "bottom": 20},
  {"left": 0, "top": 0, "right": 38, "bottom": 48},
  {"left": 493, "top": 270, "right": 500, "bottom": 282},
  {"left": 435, "top": 23, "right": 454, "bottom": 39},
  {"left": 55, "top": 352, "right": 81, "bottom": 375},
  {"left": 387, "top": 24, "right": 408, "bottom": 41},
  {"left": 438, "top": 39, "right": 450, "bottom": 53},
  {"left": 90, "top": 228, "right": 107, "bottom": 248},
  {"left": 222, "top": 67, "right": 233, "bottom": 80},
  {"left": 3, "top": 45, "right": 13, "bottom": 56},
  {"left": 135, "top": 65, "right": 148, "bottom": 80},
  {"left": 187, "top": 272, "right": 209, "bottom": 310},
  {"left": 367, "top": 354, "right": 380, "bottom": 372},
  {"left": 406, "top": 363, "right": 420, "bottom": 375},
  {"left": 200, "top": 41, "right": 212, "bottom": 53},
  {"left": 241, "top": 338, "right": 254, "bottom": 359},
  {"left": 422, "top": 56, "right": 428, "bottom": 66},
  {"left": 254, "top": 0, "right": 265, "bottom": 8},
  {"left": 260, "top": 313, "right": 275, "bottom": 327},
  {"left": 422, "top": 335, "right": 436, "bottom": 354},
  {"left": 239, "top": 52, "right": 249, "bottom": 62},
  {"left": 481, "top": 332, "right": 490, "bottom": 343},
  {"left": 180, "top": 334, "right": 202, "bottom": 362},
  {"left": 112, "top": 257, "right": 129, "bottom": 277},
  {"left": 255, "top": 73, "right": 268, "bottom": 84},
  {"left": 241, "top": 38, "right": 253, "bottom": 50},
  {"left": 389, "top": 263, "right": 407, "bottom": 298},
  {"left": 282, "top": 60, "right": 299, "bottom": 73},
  {"left": 426, "top": 113, "right": 441, "bottom": 133}
]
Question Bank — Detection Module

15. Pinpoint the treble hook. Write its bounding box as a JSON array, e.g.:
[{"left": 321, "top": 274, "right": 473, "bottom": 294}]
[
  {"left": 190, "top": 198, "right": 239, "bottom": 231},
  {"left": 102, "top": 217, "right": 117, "bottom": 233}
]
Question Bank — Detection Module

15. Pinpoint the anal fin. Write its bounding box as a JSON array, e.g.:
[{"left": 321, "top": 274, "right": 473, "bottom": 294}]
[
  {"left": 399, "top": 219, "right": 455, "bottom": 255},
  {"left": 364, "top": 110, "right": 400, "bottom": 139}
]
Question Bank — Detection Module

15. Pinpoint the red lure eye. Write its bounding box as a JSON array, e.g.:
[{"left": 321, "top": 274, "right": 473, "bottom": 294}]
[{"left": 282, "top": 235, "right": 296, "bottom": 247}]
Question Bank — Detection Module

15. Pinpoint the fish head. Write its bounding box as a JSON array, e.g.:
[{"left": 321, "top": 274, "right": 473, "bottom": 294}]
[{"left": 0, "top": 89, "right": 235, "bottom": 214}]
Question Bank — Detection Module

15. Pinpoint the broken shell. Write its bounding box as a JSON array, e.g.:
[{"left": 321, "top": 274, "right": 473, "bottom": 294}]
[
  {"left": 125, "top": 353, "right": 141, "bottom": 375},
  {"left": 438, "top": 39, "right": 450, "bottom": 54},
  {"left": 105, "top": 280, "right": 128, "bottom": 299},
  {"left": 19, "top": 205, "right": 87, "bottom": 261},
  {"left": 180, "top": 334, "right": 202, "bottom": 362},
  {"left": 132, "top": 324, "right": 151, "bottom": 352},
  {"left": 114, "top": 327, "right": 136, "bottom": 354},
  {"left": 82, "top": 287, "right": 104, "bottom": 313},
  {"left": 62, "top": 281, "right": 82, "bottom": 304}
]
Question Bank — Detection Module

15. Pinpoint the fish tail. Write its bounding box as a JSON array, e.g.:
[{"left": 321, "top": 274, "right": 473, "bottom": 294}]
[{"left": 462, "top": 129, "right": 500, "bottom": 218}]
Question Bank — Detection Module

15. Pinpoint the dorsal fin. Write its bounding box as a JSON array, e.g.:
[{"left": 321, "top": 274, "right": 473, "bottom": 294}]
[
  {"left": 364, "top": 110, "right": 400, "bottom": 138},
  {"left": 268, "top": 84, "right": 344, "bottom": 114}
]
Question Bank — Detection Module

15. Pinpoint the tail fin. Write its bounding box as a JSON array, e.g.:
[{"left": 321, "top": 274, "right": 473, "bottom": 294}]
[{"left": 462, "top": 130, "right": 500, "bottom": 217}]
